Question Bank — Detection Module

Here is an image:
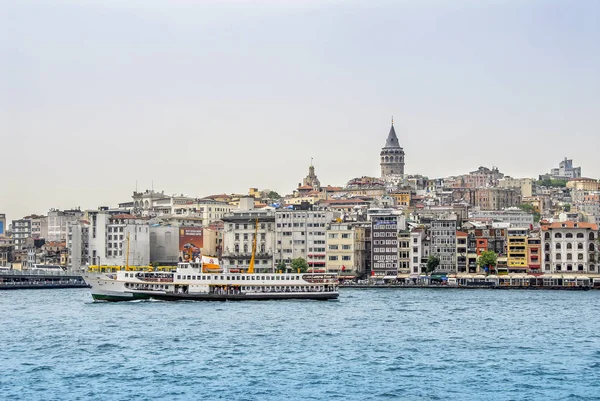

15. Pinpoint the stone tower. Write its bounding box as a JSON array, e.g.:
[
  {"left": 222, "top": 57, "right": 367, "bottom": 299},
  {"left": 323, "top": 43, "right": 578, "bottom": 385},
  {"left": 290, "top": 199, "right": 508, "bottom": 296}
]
[{"left": 380, "top": 119, "right": 405, "bottom": 177}]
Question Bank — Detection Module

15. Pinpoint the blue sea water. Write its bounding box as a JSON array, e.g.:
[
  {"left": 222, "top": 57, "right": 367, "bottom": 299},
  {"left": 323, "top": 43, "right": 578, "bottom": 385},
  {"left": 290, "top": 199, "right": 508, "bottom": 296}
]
[{"left": 2, "top": 288, "right": 600, "bottom": 401}]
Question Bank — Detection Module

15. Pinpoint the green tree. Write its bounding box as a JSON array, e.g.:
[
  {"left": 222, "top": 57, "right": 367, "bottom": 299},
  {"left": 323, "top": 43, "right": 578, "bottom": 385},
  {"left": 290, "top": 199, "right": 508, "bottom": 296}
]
[
  {"left": 478, "top": 250, "right": 497, "bottom": 273},
  {"left": 277, "top": 260, "right": 287, "bottom": 273},
  {"left": 290, "top": 257, "right": 309, "bottom": 273},
  {"left": 563, "top": 203, "right": 571, "bottom": 212},
  {"left": 537, "top": 178, "right": 567, "bottom": 188},
  {"left": 519, "top": 203, "right": 541, "bottom": 223},
  {"left": 267, "top": 190, "right": 282, "bottom": 200},
  {"left": 426, "top": 255, "right": 440, "bottom": 276}
]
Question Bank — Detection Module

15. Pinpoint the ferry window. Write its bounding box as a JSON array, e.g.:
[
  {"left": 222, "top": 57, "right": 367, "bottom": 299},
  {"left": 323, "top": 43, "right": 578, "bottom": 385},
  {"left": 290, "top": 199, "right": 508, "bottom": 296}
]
[
  {"left": 261, "top": 276, "right": 265, "bottom": 280},
  {"left": 242, "top": 276, "right": 245, "bottom": 280},
  {"left": 221, "top": 276, "right": 224, "bottom": 280},
  {"left": 187, "top": 275, "right": 191, "bottom": 280},
  {"left": 177, "top": 275, "right": 181, "bottom": 279}
]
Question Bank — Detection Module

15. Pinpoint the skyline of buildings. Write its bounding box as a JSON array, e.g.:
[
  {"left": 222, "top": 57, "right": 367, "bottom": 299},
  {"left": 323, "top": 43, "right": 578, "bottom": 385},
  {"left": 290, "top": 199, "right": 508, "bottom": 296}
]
[{"left": 1, "top": 123, "right": 600, "bottom": 280}]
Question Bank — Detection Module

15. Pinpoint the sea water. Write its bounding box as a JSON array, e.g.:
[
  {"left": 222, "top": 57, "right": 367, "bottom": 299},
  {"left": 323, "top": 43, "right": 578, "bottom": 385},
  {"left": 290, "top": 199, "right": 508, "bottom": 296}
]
[{"left": 2, "top": 288, "right": 600, "bottom": 400}]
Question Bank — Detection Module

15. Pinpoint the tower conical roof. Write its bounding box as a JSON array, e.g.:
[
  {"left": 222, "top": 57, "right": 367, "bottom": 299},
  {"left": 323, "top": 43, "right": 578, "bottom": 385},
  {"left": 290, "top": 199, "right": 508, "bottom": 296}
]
[{"left": 384, "top": 124, "right": 400, "bottom": 148}]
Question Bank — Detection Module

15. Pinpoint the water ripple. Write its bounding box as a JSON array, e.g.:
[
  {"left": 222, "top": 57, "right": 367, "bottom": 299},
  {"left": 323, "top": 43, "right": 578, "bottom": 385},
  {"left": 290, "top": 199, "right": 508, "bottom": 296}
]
[{"left": 2, "top": 288, "right": 600, "bottom": 400}]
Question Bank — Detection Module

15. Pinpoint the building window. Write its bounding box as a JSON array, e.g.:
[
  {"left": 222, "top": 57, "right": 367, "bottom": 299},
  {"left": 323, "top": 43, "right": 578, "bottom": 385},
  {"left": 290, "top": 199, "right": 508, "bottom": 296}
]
[{"left": 554, "top": 233, "right": 562, "bottom": 238}]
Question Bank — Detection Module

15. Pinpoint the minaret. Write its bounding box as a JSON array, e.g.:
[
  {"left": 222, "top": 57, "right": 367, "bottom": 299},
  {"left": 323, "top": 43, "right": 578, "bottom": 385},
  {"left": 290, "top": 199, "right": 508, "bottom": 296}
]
[{"left": 380, "top": 117, "right": 405, "bottom": 177}]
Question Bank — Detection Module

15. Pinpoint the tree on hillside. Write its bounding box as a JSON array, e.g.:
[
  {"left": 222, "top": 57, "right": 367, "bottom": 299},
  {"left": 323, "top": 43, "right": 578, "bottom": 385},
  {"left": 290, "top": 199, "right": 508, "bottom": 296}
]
[
  {"left": 267, "top": 191, "right": 282, "bottom": 200},
  {"left": 426, "top": 255, "right": 440, "bottom": 276},
  {"left": 478, "top": 250, "right": 498, "bottom": 273},
  {"left": 291, "top": 257, "right": 309, "bottom": 273},
  {"left": 537, "top": 178, "right": 567, "bottom": 188},
  {"left": 519, "top": 203, "right": 541, "bottom": 223},
  {"left": 563, "top": 203, "right": 571, "bottom": 212}
]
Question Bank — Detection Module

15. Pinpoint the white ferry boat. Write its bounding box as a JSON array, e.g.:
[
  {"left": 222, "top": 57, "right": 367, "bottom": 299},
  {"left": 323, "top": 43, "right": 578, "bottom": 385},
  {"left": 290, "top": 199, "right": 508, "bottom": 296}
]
[
  {"left": 84, "top": 223, "right": 339, "bottom": 301},
  {"left": 84, "top": 264, "right": 339, "bottom": 302}
]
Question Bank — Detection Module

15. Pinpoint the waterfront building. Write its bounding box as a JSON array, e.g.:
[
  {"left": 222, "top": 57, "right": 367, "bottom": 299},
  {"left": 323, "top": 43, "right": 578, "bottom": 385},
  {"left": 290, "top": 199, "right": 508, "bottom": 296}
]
[
  {"left": 222, "top": 198, "right": 276, "bottom": 272},
  {"left": 380, "top": 120, "right": 405, "bottom": 177},
  {"left": 0, "top": 237, "right": 13, "bottom": 266},
  {"left": 409, "top": 228, "right": 429, "bottom": 276},
  {"left": 430, "top": 215, "right": 458, "bottom": 273},
  {"left": 67, "top": 219, "right": 90, "bottom": 271},
  {"left": 275, "top": 203, "right": 339, "bottom": 270},
  {"left": 506, "top": 228, "right": 528, "bottom": 273},
  {"left": 469, "top": 209, "right": 534, "bottom": 228},
  {"left": 325, "top": 222, "right": 366, "bottom": 277},
  {"left": 371, "top": 211, "right": 406, "bottom": 277},
  {"left": 149, "top": 226, "right": 180, "bottom": 265},
  {"left": 86, "top": 208, "right": 149, "bottom": 267},
  {"left": 11, "top": 219, "right": 31, "bottom": 251},
  {"left": 456, "top": 231, "right": 468, "bottom": 273},
  {"left": 548, "top": 157, "right": 581, "bottom": 180},
  {"left": 527, "top": 234, "right": 542, "bottom": 274},
  {"left": 47, "top": 209, "right": 83, "bottom": 241},
  {"left": 541, "top": 221, "right": 598, "bottom": 274},
  {"left": 397, "top": 229, "right": 411, "bottom": 275}
]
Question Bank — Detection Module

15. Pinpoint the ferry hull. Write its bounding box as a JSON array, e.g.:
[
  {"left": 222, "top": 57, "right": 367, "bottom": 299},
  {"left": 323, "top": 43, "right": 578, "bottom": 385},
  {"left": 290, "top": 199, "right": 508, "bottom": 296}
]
[
  {"left": 151, "top": 292, "right": 338, "bottom": 302},
  {"left": 91, "top": 291, "right": 337, "bottom": 302}
]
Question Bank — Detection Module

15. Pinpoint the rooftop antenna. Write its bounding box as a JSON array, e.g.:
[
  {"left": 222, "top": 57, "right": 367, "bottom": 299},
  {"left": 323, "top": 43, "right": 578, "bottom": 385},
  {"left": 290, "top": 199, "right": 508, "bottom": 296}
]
[{"left": 391, "top": 115, "right": 394, "bottom": 125}]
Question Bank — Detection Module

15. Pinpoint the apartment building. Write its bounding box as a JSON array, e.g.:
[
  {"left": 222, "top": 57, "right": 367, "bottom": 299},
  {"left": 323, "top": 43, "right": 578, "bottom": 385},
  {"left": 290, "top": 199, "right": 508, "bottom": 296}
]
[
  {"left": 222, "top": 199, "right": 276, "bottom": 272},
  {"left": 541, "top": 221, "right": 598, "bottom": 274},
  {"left": 430, "top": 215, "right": 458, "bottom": 273},
  {"left": 326, "top": 222, "right": 366, "bottom": 277},
  {"left": 275, "top": 203, "right": 338, "bottom": 270}
]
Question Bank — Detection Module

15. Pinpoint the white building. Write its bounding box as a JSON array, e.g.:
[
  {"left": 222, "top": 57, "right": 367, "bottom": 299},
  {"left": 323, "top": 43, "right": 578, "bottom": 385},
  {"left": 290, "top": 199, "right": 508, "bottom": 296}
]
[
  {"left": 275, "top": 205, "right": 339, "bottom": 270},
  {"left": 86, "top": 208, "right": 150, "bottom": 267},
  {"left": 132, "top": 190, "right": 233, "bottom": 226},
  {"left": 409, "top": 228, "right": 429, "bottom": 277},
  {"left": 48, "top": 209, "right": 83, "bottom": 241},
  {"left": 222, "top": 198, "right": 276, "bottom": 272},
  {"left": 541, "top": 221, "right": 598, "bottom": 274},
  {"left": 67, "top": 219, "right": 90, "bottom": 271},
  {"left": 469, "top": 208, "right": 534, "bottom": 228}
]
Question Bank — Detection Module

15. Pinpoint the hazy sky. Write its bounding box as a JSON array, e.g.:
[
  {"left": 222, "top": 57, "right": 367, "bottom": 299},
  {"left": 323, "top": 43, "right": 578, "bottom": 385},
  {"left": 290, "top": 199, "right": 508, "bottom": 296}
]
[{"left": 2, "top": 0, "right": 599, "bottom": 222}]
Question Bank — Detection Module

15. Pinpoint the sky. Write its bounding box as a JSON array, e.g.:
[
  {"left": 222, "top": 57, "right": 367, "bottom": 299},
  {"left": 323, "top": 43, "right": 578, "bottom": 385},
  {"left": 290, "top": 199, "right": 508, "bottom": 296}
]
[{"left": 2, "top": 0, "right": 599, "bottom": 222}]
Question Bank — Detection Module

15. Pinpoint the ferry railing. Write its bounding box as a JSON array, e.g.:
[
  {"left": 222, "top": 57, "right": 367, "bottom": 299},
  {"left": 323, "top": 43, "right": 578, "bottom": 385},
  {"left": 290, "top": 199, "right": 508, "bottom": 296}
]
[{"left": 0, "top": 270, "right": 82, "bottom": 277}]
